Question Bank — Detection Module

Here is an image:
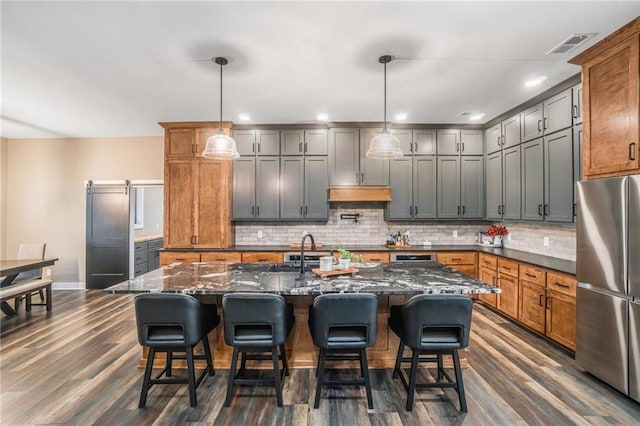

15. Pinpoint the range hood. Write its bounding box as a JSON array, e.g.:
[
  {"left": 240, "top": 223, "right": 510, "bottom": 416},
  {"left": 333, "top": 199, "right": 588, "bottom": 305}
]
[{"left": 328, "top": 186, "right": 391, "bottom": 202}]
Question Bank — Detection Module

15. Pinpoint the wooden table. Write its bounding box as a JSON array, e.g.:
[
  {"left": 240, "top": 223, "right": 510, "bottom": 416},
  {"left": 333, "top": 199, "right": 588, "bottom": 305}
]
[{"left": 1, "top": 258, "right": 58, "bottom": 315}]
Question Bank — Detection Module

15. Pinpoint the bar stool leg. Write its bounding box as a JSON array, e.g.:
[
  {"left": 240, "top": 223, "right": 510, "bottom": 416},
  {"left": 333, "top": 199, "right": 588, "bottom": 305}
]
[
  {"left": 360, "top": 349, "right": 373, "bottom": 410},
  {"left": 272, "top": 346, "right": 283, "bottom": 407},
  {"left": 166, "top": 351, "right": 173, "bottom": 377},
  {"left": 186, "top": 346, "right": 197, "bottom": 407},
  {"left": 239, "top": 352, "right": 248, "bottom": 375},
  {"left": 314, "top": 348, "right": 326, "bottom": 409},
  {"left": 202, "top": 337, "right": 215, "bottom": 376},
  {"left": 437, "top": 353, "right": 443, "bottom": 381},
  {"left": 224, "top": 346, "right": 240, "bottom": 407},
  {"left": 452, "top": 349, "right": 467, "bottom": 412},
  {"left": 280, "top": 344, "right": 289, "bottom": 376},
  {"left": 406, "top": 348, "right": 420, "bottom": 411},
  {"left": 139, "top": 347, "right": 156, "bottom": 408},
  {"left": 393, "top": 341, "right": 404, "bottom": 379}
]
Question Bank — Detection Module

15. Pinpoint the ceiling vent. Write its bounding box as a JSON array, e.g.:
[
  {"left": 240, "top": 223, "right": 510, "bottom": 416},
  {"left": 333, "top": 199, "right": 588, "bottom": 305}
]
[{"left": 546, "top": 33, "right": 596, "bottom": 55}]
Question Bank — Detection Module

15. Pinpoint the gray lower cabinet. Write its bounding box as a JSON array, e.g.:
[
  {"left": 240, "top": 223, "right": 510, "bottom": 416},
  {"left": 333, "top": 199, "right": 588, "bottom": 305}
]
[
  {"left": 359, "top": 129, "right": 389, "bottom": 185},
  {"left": 280, "top": 156, "right": 328, "bottom": 220},
  {"left": 461, "top": 157, "right": 484, "bottom": 218},
  {"left": 437, "top": 129, "right": 461, "bottom": 155},
  {"left": 502, "top": 145, "right": 522, "bottom": 220},
  {"left": 437, "top": 156, "right": 460, "bottom": 218},
  {"left": 387, "top": 156, "right": 436, "bottom": 220},
  {"left": 544, "top": 128, "right": 574, "bottom": 222},
  {"left": 232, "top": 156, "right": 280, "bottom": 219},
  {"left": 486, "top": 151, "right": 503, "bottom": 220},
  {"left": 232, "top": 157, "right": 256, "bottom": 219},
  {"left": 521, "top": 138, "right": 544, "bottom": 221},
  {"left": 147, "top": 238, "right": 162, "bottom": 271},
  {"left": 134, "top": 238, "right": 162, "bottom": 277},
  {"left": 329, "top": 128, "right": 360, "bottom": 185}
]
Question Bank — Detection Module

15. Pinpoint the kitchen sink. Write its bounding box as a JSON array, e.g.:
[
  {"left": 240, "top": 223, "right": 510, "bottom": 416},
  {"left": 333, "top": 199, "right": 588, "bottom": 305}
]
[{"left": 267, "top": 263, "right": 314, "bottom": 273}]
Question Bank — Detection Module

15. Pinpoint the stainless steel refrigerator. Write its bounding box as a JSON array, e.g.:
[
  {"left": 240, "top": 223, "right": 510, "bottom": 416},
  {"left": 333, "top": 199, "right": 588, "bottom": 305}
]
[{"left": 576, "top": 175, "right": 639, "bottom": 402}]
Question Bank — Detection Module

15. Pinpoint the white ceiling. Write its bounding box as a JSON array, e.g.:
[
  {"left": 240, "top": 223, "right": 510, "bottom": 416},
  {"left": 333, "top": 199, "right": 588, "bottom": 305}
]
[{"left": 2, "top": 1, "right": 639, "bottom": 139}]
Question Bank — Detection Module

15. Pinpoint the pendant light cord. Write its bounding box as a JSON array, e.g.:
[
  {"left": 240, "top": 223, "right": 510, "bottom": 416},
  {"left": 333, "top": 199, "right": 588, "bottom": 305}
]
[
  {"left": 383, "top": 60, "right": 387, "bottom": 132},
  {"left": 219, "top": 61, "right": 223, "bottom": 134}
]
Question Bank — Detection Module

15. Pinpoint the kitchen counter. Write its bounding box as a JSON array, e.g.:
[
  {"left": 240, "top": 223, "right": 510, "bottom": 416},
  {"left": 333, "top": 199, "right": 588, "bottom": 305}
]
[
  {"left": 104, "top": 261, "right": 500, "bottom": 296},
  {"left": 161, "top": 245, "right": 576, "bottom": 275},
  {"left": 133, "top": 234, "right": 163, "bottom": 243}
]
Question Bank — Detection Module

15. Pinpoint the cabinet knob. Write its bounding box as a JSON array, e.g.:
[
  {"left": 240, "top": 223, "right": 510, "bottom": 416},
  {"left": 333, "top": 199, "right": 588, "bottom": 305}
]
[
  {"left": 573, "top": 105, "right": 578, "bottom": 119},
  {"left": 630, "top": 143, "right": 637, "bottom": 161}
]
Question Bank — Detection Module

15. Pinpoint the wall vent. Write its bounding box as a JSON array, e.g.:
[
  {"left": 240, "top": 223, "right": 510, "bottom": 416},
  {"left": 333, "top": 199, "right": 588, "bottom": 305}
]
[{"left": 546, "top": 33, "right": 596, "bottom": 55}]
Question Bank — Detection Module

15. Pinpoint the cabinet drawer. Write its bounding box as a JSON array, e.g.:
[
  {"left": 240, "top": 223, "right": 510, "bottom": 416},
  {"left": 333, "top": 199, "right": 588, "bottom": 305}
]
[
  {"left": 135, "top": 262, "right": 148, "bottom": 276},
  {"left": 353, "top": 252, "right": 390, "bottom": 263},
  {"left": 241, "top": 252, "right": 283, "bottom": 263},
  {"left": 159, "top": 252, "right": 201, "bottom": 266},
  {"left": 437, "top": 252, "right": 476, "bottom": 265},
  {"left": 134, "top": 241, "right": 148, "bottom": 252},
  {"left": 201, "top": 252, "right": 242, "bottom": 263},
  {"left": 148, "top": 238, "right": 164, "bottom": 250},
  {"left": 134, "top": 251, "right": 148, "bottom": 265},
  {"left": 479, "top": 253, "right": 498, "bottom": 270},
  {"left": 547, "top": 271, "right": 576, "bottom": 297},
  {"left": 497, "top": 258, "right": 519, "bottom": 277},
  {"left": 519, "top": 264, "right": 546, "bottom": 285}
]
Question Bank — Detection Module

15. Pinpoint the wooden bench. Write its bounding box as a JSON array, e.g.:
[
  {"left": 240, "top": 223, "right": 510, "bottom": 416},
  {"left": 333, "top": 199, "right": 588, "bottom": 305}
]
[{"left": 0, "top": 279, "right": 52, "bottom": 312}]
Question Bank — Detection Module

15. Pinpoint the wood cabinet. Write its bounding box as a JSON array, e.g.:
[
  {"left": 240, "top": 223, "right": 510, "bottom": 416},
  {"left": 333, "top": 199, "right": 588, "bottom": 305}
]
[
  {"left": 353, "top": 252, "right": 390, "bottom": 263},
  {"left": 570, "top": 18, "right": 640, "bottom": 178},
  {"left": 546, "top": 288, "right": 577, "bottom": 351},
  {"left": 159, "top": 251, "right": 201, "bottom": 266},
  {"left": 241, "top": 252, "right": 283, "bottom": 263},
  {"left": 437, "top": 252, "right": 477, "bottom": 277},
  {"left": 200, "top": 252, "right": 242, "bottom": 263},
  {"left": 496, "top": 258, "right": 519, "bottom": 319},
  {"left": 478, "top": 256, "right": 498, "bottom": 308},
  {"left": 519, "top": 265, "right": 547, "bottom": 333},
  {"left": 161, "top": 123, "right": 234, "bottom": 249}
]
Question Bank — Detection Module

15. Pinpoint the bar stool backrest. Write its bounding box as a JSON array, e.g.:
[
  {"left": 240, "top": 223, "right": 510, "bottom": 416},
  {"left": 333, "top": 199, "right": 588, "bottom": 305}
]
[
  {"left": 310, "top": 293, "right": 378, "bottom": 348},
  {"left": 134, "top": 293, "right": 202, "bottom": 347},
  {"left": 222, "top": 293, "right": 288, "bottom": 346}
]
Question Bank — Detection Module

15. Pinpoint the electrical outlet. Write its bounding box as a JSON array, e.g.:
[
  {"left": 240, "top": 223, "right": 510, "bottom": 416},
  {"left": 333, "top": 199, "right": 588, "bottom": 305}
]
[
  {"left": 45, "top": 268, "right": 51, "bottom": 277},
  {"left": 453, "top": 230, "right": 458, "bottom": 238},
  {"left": 507, "top": 233, "right": 512, "bottom": 241},
  {"left": 257, "top": 230, "right": 263, "bottom": 239},
  {"left": 543, "top": 236, "right": 549, "bottom": 247}
]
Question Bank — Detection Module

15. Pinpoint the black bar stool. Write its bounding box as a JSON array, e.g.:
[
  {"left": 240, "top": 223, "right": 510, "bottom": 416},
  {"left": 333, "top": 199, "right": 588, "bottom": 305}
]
[
  {"left": 222, "top": 293, "right": 295, "bottom": 407},
  {"left": 134, "top": 293, "right": 220, "bottom": 408},
  {"left": 388, "top": 294, "right": 473, "bottom": 411},
  {"left": 308, "top": 293, "right": 378, "bottom": 409}
]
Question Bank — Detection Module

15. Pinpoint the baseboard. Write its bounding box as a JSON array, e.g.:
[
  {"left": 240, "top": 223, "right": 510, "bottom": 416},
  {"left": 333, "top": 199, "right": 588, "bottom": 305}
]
[{"left": 52, "top": 282, "right": 86, "bottom": 290}]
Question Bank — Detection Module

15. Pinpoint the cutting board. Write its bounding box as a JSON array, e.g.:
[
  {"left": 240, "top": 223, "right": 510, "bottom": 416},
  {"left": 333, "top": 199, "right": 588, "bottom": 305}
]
[{"left": 312, "top": 267, "right": 358, "bottom": 277}]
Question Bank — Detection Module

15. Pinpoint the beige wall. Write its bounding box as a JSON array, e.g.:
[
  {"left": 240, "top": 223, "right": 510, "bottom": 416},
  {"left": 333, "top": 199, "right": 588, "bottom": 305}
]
[
  {"left": 5, "top": 136, "right": 163, "bottom": 285},
  {"left": 0, "top": 137, "right": 8, "bottom": 258}
]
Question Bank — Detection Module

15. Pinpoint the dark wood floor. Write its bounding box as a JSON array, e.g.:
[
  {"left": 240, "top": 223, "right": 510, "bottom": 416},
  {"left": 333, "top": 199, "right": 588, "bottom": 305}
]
[{"left": 1, "top": 291, "right": 639, "bottom": 425}]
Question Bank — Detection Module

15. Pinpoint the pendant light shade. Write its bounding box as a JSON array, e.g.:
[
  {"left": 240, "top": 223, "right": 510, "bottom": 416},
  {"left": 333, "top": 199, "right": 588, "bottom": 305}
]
[
  {"left": 202, "top": 57, "right": 240, "bottom": 160},
  {"left": 366, "top": 55, "right": 403, "bottom": 159}
]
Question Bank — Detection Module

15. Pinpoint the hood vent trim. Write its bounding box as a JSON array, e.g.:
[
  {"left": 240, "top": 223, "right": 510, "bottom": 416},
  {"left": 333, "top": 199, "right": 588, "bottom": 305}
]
[{"left": 328, "top": 186, "right": 392, "bottom": 202}]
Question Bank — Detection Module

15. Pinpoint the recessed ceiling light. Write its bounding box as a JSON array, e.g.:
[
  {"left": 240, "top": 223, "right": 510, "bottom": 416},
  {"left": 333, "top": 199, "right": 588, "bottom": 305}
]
[
  {"left": 238, "top": 113, "right": 250, "bottom": 121},
  {"left": 469, "top": 113, "right": 485, "bottom": 121},
  {"left": 317, "top": 113, "right": 329, "bottom": 121},
  {"left": 525, "top": 76, "right": 548, "bottom": 88},
  {"left": 395, "top": 113, "right": 408, "bottom": 121}
]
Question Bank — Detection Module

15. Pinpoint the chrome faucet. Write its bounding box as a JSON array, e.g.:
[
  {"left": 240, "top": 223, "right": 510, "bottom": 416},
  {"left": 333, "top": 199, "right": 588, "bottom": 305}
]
[{"left": 299, "top": 233, "right": 317, "bottom": 274}]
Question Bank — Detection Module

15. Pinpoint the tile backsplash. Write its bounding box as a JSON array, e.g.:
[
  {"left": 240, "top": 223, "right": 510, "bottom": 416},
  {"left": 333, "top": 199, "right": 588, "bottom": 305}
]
[{"left": 235, "top": 205, "right": 577, "bottom": 261}]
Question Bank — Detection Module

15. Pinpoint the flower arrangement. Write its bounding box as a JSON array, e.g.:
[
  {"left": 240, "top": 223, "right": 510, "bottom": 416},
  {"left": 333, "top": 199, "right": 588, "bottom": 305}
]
[
  {"left": 486, "top": 224, "right": 509, "bottom": 237},
  {"left": 336, "top": 248, "right": 362, "bottom": 262}
]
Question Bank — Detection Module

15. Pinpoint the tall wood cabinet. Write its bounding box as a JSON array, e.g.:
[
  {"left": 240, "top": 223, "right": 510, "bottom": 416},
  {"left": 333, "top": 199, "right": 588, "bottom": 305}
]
[
  {"left": 570, "top": 17, "right": 640, "bottom": 178},
  {"left": 161, "top": 122, "right": 234, "bottom": 248}
]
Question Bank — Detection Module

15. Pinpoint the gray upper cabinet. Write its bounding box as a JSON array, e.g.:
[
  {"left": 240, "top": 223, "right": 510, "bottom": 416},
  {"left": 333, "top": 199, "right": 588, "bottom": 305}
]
[
  {"left": 437, "top": 129, "right": 461, "bottom": 155},
  {"left": 572, "top": 83, "right": 583, "bottom": 125},
  {"left": 485, "top": 124, "right": 502, "bottom": 155},
  {"left": 502, "top": 114, "right": 521, "bottom": 149},
  {"left": 388, "top": 158, "right": 413, "bottom": 219},
  {"left": 304, "top": 157, "right": 329, "bottom": 219},
  {"left": 413, "top": 130, "right": 437, "bottom": 155},
  {"left": 437, "top": 156, "right": 461, "bottom": 219},
  {"left": 359, "top": 129, "right": 389, "bottom": 185},
  {"left": 521, "top": 138, "right": 544, "bottom": 221},
  {"left": 255, "top": 156, "right": 280, "bottom": 218},
  {"left": 280, "top": 156, "right": 304, "bottom": 218},
  {"left": 502, "top": 145, "right": 521, "bottom": 220},
  {"left": 329, "top": 128, "right": 360, "bottom": 186},
  {"left": 233, "top": 130, "right": 257, "bottom": 156},
  {"left": 460, "top": 130, "right": 484, "bottom": 155},
  {"left": 544, "top": 128, "right": 574, "bottom": 222},
  {"left": 281, "top": 130, "right": 304, "bottom": 156},
  {"left": 461, "top": 156, "right": 484, "bottom": 218},
  {"left": 414, "top": 157, "right": 437, "bottom": 219},
  {"left": 543, "top": 88, "right": 573, "bottom": 135},
  {"left": 232, "top": 157, "right": 256, "bottom": 219},
  {"left": 304, "top": 129, "right": 328, "bottom": 156},
  {"left": 256, "top": 130, "right": 280, "bottom": 156},
  {"left": 521, "top": 104, "right": 544, "bottom": 143},
  {"left": 486, "top": 151, "right": 503, "bottom": 220},
  {"left": 390, "top": 129, "right": 413, "bottom": 155}
]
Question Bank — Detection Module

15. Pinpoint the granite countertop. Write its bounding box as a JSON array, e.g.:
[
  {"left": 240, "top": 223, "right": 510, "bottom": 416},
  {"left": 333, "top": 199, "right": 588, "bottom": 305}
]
[
  {"left": 160, "top": 244, "right": 576, "bottom": 275},
  {"left": 134, "top": 234, "right": 163, "bottom": 243},
  {"left": 104, "top": 261, "right": 500, "bottom": 296}
]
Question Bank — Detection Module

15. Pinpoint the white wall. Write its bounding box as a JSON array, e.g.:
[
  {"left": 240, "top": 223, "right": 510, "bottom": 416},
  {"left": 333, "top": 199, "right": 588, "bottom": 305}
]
[
  {"left": 0, "top": 137, "right": 7, "bottom": 258},
  {"left": 133, "top": 185, "right": 164, "bottom": 238},
  {"left": 5, "top": 136, "right": 163, "bottom": 286}
]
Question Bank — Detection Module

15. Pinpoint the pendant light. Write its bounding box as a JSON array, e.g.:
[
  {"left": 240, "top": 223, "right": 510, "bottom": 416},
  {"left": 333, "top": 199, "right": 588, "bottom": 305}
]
[
  {"left": 202, "top": 57, "right": 240, "bottom": 160},
  {"left": 366, "top": 55, "right": 403, "bottom": 159}
]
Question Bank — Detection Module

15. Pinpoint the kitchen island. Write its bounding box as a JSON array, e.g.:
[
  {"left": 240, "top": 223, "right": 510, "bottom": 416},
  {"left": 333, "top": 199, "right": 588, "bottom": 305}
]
[{"left": 105, "top": 261, "right": 500, "bottom": 368}]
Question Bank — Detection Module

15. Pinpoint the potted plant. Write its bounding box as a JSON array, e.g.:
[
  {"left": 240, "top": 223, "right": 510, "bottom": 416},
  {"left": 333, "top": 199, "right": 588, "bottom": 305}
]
[
  {"left": 486, "top": 225, "right": 509, "bottom": 246},
  {"left": 335, "top": 248, "right": 362, "bottom": 269}
]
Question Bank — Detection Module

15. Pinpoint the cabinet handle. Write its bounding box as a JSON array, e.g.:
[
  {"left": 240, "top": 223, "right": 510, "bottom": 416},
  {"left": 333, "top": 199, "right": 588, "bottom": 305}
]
[
  {"left": 195, "top": 235, "right": 199, "bottom": 244},
  {"left": 554, "top": 282, "right": 570, "bottom": 288},
  {"left": 256, "top": 206, "right": 260, "bottom": 216},
  {"left": 361, "top": 172, "right": 364, "bottom": 183},
  {"left": 573, "top": 203, "right": 577, "bottom": 217},
  {"left": 414, "top": 205, "right": 418, "bottom": 215},
  {"left": 371, "top": 258, "right": 381, "bottom": 261},
  {"left": 462, "top": 142, "right": 465, "bottom": 152},
  {"left": 192, "top": 144, "right": 197, "bottom": 154},
  {"left": 305, "top": 206, "right": 308, "bottom": 215},
  {"left": 257, "top": 143, "right": 261, "bottom": 153},
  {"left": 544, "top": 204, "right": 549, "bottom": 216},
  {"left": 216, "top": 258, "right": 226, "bottom": 262},
  {"left": 543, "top": 117, "right": 548, "bottom": 130},
  {"left": 305, "top": 142, "right": 308, "bottom": 153},
  {"left": 573, "top": 105, "right": 578, "bottom": 119},
  {"left": 537, "top": 120, "right": 542, "bottom": 132},
  {"left": 630, "top": 143, "right": 637, "bottom": 161},
  {"left": 502, "top": 266, "right": 511, "bottom": 270},
  {"left": 299, "top": 143, "right": 303, "bottom": 153},
  {"left": 546, "top": 296, "right": 550, "bottom": 310},
  {"left": 410, "top": 205, "right": 413, "bottom": 215},
  {"left": 252, "top": 206, "right": 255, "bottom": 215},
  {"left": 252, "top": 143, "right": 255, "bottom": 153},
  {"left": 462, "top": 205, "right": 466, "bottom": 215},
  {"left": 414, "top": 142, "right": 418, "bottom": 153},
  {"left": 456, "top": 143, "right": 460, "bottom": 153},
  {"left": 525, "top": 273, "right": 536, "bottom": 278},
  {"left": 538, "top": 204, "right": 543, "bottom": 216},
  {"left": 356, "top": 172, "right": 359, "bottom": 183},
  {"left": 452, "top": 258, "right": 462, "bottom": 261},
  {"left": 497, "top": 136, "right": 502, "bottom": 147},
  {"left": 257, "top": 258, "right": 268, "bottom": 262},
  {"left": 539, "top": 294, "right": 544, "bottom": 307},
  {"left": 457, "top": 205, "right": 461, "bottom": 215},
  {"left": 300, "top": 206, "right": 303, "bottom": 215}
]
